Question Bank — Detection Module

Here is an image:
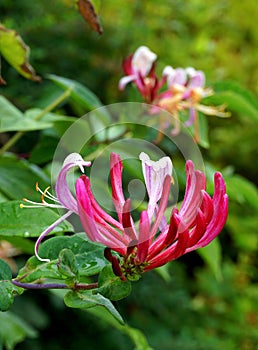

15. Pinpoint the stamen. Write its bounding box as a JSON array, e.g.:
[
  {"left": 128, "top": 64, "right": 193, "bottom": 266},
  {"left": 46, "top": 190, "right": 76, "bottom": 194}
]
[
  {"left": 20, "top": 198, "right": 63, "bottom": 209},
  {"left": 41, "top": 186, "right": 51, "bottom": 203},
  {"left": 36, "top": 183, "right": 59, "bottom": 203}
]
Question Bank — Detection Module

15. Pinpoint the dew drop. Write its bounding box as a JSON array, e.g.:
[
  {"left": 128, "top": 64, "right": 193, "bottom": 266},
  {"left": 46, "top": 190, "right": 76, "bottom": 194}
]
[{"left": 24, "top": 231, "right": 30, "bottom": 237}]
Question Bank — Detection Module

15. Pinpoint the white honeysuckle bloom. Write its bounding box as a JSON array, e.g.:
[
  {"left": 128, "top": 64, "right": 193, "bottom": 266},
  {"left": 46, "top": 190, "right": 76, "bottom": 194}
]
[
  {"left": 185, "top": 67, "right": 206, "bottom": 88},
  {"left": 162, "top": 65, "right": 187, "bottom": 87},
  {"left": 139, "top": 152, "right": 173, "bottom": 221},
  {"left": 132, "top": 46, "right": 157, "bottom": 77},
  {"left": 185, "top": 67, "right": 197, "bottom": 77}
]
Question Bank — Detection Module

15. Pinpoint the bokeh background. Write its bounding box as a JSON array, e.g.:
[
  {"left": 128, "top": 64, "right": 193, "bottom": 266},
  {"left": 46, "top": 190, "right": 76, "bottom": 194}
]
[{"left": 0, "top": 1, "right": 257, "bottom": 349}]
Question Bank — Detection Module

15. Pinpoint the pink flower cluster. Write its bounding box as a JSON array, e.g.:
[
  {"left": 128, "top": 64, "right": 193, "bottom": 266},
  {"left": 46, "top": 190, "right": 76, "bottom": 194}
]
[
  {"left": 24, "top": 152, "right": 228, "bottom": 281},
  {"left": 119, "top": 46, "right": 229, "bottom": 139}
]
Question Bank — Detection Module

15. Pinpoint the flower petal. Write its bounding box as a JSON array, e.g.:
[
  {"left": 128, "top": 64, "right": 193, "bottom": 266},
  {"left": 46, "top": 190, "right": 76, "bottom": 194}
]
[
  {"left": 55, "top": 153, "right": 91, "bottom": 213},
  {"left": 76, "top": 176, "right": 128, "bottom": 252},
  {"left": 146, "top": 221, "right": 189, "bottom": 270},
  {"left": 118, "top": 75, "right": 135, "bottom": 90},
  {"left": 136, "top": 210, "right": 150, "bottom": 264},
  {"left": 147, "top": 207, "right": 179, "bottom": 260},
  {"left": 35, "top": 210, "right": 73, "bottom": 262},
  {"left": 150, "top": 175, "right": 171, "bottom": 238},
  {"left": 186, "top": 172, "right": 228, "bottom": 252},
  {"left": 132, "top": 46, "right": 157, "bottom": 77},
  {"left": 179, "top": 160, "right": 206, "bottom": 228},
  {"left": 110, "top": 153, "right": 125, "bottom": 222},
  {"left": 139, "top": 152, "right": 172, "bottom": 220},
  {"left": 122, "top": 199, "right": 138, "bottom": 242},
  {"left": 76, "top": 176, "right": 101, "bottom": 242}
]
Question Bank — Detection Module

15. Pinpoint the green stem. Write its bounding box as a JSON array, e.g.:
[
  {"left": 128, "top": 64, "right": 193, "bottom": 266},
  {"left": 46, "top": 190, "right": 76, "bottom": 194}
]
[{"left": 0, "top": 86, "right": 73, "bottom": 156}]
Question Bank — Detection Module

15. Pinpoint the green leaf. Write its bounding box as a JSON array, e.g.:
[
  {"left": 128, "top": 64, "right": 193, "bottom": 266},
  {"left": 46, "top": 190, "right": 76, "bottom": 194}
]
[
  {"left": 205, "top": 81, "right": 258, "bottom": 122},
  {"left": 87, "top": 307, "right": 154, "bottom": 350},
  {"left": 64, "top": 290, "right": 124, "bottom": 324},
  {"left": 0, "top": 200, "right": 74, "bottom": 238},
  {"left": 198, "top": 238, "right": 222, "bottom": 281},
  {"left": 58, "top": 248, "right": 78, "bottom": 279},
  {"left": 123, "top": 326, "right": 154, "bottom": 350},
  {"left": 0, "top": 95, "right": 23, "bottom": 119},
  {"left": 17, "top": 234, "right": 107, "bottom": 283},
  {"left": 17, "top": 257, "right": 61, "bottom": 283},
  {"left": 0, "top": 96, "right": 75, "bottom": 132},
  {"left": 48, "top": 74, "right": 102, "bottom": 111},
  {"left": 39, "top": 234, "right": 107, "bottom": 277},
  {"left": 0, "top": 311, "right": 37, "bottom": 350},
  {"left": 225, "top": 174, "right": 258, "bottom": 211},
  {"left": 155, "top": 264, "right": 172, "bottom": 282},
  {"left": 0, "top": 260, "right": 22, "bottom": 312},
  {"left": 97, "top": 265, "right": 131, "bottom": 301},
  {"left": 0, "top": 280, "right": 22, "bottom": 312},
  {"left": 0, "top": 259, "right": 12, "bottom": 280},
  {"left": 29, "top": 135, "right": 59, "bottom": 165},
  {"left": 0, "top": 24, "right": 40, "bottom": 82},
  {"left": 0, "top": 155, "right": 50, "bottom": 200},
  {"left": 226, "top": 214, "right": 258, "bottom": 252}
]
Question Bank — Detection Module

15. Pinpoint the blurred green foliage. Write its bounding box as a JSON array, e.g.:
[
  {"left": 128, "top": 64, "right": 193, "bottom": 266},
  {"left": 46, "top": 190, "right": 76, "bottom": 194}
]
[{"left": 0, "top": 0, "right": 257, "bottom": 349}]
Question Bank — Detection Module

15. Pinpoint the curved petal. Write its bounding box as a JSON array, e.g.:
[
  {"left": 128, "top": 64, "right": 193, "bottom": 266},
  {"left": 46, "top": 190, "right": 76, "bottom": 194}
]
[
  {"left": 184, "top": 108, "right": 197, "bottom": 127},
  {"left": 76, "top": 177, "right": 101, "bottom": 242},
  {"left": 122, "top": 199, "right": 138, "bottom": 241},
  {"left": 185, "top": 172, "right": 228, "bottom": 252},
  {"left": 147, "top": 207, "right": 179, "bottom": 260},
  {"left": 187, "top": 209, "right": 207, "bottom": 247},
  {"left": 118, "top": 75, "right": 135, "bottom": 90},
  {"left": 110, "top": 153, "right": 125, "bottom": 222},
  {"left": 132, "top": 46, "right": 157, "bottom": 77},
  {"left": 179, "top": 161, "right": 206, "bottom": 228},
  {"left": 139, "top": 152, "right": 172, "bottom": 220},
  {"left": 55, "top": 153, "right": 91, "bottom": 213},
  {"left": 146, "top": 223, "right": 189, "bottom": 270},
  {"left": 35, "top": 210, "right": 73, "bottom": 262},
  {"left": 136, "top": 210, "right": 150, "bottom": 264},
  {"left": 122, "top": 54, "right": 133, "bottom": 75},
  {"left": 200, "top": 191, "right": 214, "bottom": 224},
  {"left": 150, "top": 175, "right": 171, "bottom": 238},
  {"left": 76, "top": 176, "right": 128, "bottom": 251},
  {"left": 188, "top": 70, "right": 205, "bottom": 88}
]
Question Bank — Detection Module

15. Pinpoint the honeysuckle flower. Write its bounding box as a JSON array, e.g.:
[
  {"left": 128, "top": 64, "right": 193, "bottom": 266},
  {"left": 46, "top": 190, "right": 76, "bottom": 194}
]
[
  {"left": 119, "top": 46, "right": 160, "bottom": 103},
  {"left": 157, "top": 66, "right": 230, "bottom": 138},
  {"left": 119, "top": 48, "right": 230, "bottom": 142},
  {"left": 76, "top": 152, "right": 228, "bottom": 281},
  {"left": 23, "top": 152, "right": 228, "bottom": 280},
  {"left": 21, "top": 153, "right": 91, "bottom": 262}
]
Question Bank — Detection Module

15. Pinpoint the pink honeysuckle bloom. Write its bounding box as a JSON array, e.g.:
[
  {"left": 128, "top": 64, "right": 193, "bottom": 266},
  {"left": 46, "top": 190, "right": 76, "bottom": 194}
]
[
  {"left": 21, "top": 153, "right": 91, "bottom": 262},
  {"left": 118, "top": 46, "right": 161, "bottom": 103},
  {"left": 23, "top": 151, "right": 228, "bottom": 279},
  {"left": 118, "top": 48, "right": 230, "bottom": 142},
  {"left": 76, "top": 152, "right": 228, "bottom": 281},
  {"left": 157, "top": 66, "right": 230, "bottom": 138}
]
